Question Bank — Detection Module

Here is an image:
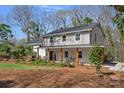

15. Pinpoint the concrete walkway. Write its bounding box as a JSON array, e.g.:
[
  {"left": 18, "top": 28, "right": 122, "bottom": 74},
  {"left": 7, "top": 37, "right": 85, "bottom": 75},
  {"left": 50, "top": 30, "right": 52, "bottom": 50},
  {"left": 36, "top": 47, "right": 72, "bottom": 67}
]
[{"left": 103, "top": 61, "right": 124, "bottom": 72}]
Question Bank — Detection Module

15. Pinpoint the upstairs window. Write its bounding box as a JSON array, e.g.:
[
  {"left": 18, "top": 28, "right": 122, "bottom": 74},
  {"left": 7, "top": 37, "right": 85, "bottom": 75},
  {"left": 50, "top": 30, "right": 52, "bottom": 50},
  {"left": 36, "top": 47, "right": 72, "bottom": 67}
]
[
  {"left": 50, "top": 37, "right": 53, "bottom": 43},
  {"left": 65, "top": 51, "right": 68, "bottom": 58},
  {"left": 76, "top": 33, "right": 80, "bottom": 40},
  {"left": 78, "top": 51, "right": 82, "bottom": 58},
  {"left": 62, "top": 35, "right": 66, "bottom": 42}
]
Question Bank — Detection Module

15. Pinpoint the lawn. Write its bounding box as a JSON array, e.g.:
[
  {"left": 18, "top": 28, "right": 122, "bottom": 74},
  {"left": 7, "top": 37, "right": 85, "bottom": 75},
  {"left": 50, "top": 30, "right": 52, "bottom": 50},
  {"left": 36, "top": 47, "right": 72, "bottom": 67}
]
[
  {"left": 0, "top": 63, "right": 34, "bottom": 70},
  {"left": 0, "top": 62, "right": 60, "bottom": 70}
]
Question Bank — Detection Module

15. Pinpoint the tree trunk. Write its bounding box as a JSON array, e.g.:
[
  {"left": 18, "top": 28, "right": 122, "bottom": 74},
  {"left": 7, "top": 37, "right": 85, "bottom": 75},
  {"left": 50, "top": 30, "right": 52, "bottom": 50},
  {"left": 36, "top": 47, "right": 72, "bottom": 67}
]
[
  {"left": 96, "top": 65, "right": 103, "bottom": 76},
  {"left": 27, "top": 30, "right": 30, "bottom": 43}
]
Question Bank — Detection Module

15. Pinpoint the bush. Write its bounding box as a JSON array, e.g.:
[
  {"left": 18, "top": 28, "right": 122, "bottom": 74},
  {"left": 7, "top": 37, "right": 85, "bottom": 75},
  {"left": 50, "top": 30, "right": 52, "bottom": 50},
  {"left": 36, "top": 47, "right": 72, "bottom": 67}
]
[
  {"left": 59, "top": 62, "right": 75, "bottom": 68},
  {"left": 89, "top": 45, "right": 103, "bottom": 76},
  {"left": 32, "top": 59, "right": 47, "bottom": 65}
]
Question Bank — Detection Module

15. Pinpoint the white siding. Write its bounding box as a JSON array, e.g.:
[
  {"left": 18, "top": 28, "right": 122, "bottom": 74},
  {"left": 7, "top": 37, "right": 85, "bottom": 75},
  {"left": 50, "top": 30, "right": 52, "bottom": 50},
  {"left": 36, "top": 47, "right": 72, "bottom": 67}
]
[
  {"left": 90, "top": 26, "right": 104, "bottom": 45},
  {"left": 44, "top": 31, "right": 90, "bottom": 46},
  {"left": 33, "top": 46, "right": 46, "bottom": 59}
]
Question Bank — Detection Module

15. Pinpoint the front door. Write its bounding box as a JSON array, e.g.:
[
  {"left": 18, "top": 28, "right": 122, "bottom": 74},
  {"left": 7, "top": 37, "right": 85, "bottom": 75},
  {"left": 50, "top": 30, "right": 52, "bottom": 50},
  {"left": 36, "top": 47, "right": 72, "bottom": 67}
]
[
  {"left": 50, "top": 51, "right": 56, "bottom": 61},
  {"left": 50, "top": 51, "right": 53, "bottom": 60}
]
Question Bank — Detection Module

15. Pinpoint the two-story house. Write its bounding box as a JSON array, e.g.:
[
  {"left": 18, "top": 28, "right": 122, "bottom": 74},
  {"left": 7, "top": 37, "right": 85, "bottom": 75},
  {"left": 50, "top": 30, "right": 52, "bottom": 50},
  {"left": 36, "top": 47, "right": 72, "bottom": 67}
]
[{"left": 27, "top": 23, "right": 105, "bottom": 65}]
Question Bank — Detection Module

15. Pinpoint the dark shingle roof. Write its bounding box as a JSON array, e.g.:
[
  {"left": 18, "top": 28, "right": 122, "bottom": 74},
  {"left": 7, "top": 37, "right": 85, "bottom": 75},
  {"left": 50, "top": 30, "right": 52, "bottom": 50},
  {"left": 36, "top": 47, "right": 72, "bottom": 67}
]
[
  {"left": 44, "top": 23, "right": 98, "bottom": 36},
  {"left": 23, "top": 39, "right": 43, "bottom": 46}
]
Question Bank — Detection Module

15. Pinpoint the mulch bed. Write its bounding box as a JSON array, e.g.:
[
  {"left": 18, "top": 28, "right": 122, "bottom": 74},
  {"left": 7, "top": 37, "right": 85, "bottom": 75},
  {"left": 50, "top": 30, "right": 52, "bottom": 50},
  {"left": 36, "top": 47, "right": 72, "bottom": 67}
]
[{"left": 0, "top": 65, "right": 124, "bottom": 88}]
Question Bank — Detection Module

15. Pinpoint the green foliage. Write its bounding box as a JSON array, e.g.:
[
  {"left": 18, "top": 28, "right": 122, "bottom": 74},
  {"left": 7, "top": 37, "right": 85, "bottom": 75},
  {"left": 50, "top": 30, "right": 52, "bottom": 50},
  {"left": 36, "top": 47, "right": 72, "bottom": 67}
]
[
  {"left": 59, "top": 61, "right": 75, "bottom": 68},
  {"left": 112, "top": 5, "right": 124, "bottom": 13},
  {"left": 113, "top": 16, "right": 124, "bottom": 45},
  {"left": 32, "top": 59, "right": 47, "bottom": 65},
  {"left": 0, "top": 23, "right": 13, "bottom": 41},
  {"left": 89, "top": 46, "right": 102, "bottom": 65},
  {"left": 11, "top": 46, "right": 35, "bottom": 60},
  {"left": 31, "top": 59, "right": 75, "bottom": 68},
  {"left": 0, "top": 63, "right": 34, "bottom": 70},
  {"left": 0, "top": 41, "right": 12, "bottom": 58},
  {"left": 89, "top": 45, "right": 103, "bottom": 75},
  {"left": 83, "top": 17, "right": 93, "bottom": 25}
]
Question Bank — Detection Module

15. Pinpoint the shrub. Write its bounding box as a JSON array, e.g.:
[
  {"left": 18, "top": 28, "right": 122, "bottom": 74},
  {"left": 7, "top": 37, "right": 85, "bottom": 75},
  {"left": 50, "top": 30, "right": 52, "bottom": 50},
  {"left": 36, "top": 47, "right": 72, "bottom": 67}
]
[
  {"left": 32, "top": 59, "right": 47, "bottom": 65},
  {"left": 59, "top": 61, "right": 75, "bottom": 68},
  {"left": 89, "top": 45, "right": 103, "bottom": 76}
]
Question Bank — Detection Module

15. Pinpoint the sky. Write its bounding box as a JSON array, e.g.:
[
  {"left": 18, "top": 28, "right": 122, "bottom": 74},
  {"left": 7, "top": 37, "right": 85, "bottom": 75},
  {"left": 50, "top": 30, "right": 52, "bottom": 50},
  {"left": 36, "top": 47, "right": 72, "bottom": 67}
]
[{"left": 0, "top": 5, "right": 71, "bottom": 40}]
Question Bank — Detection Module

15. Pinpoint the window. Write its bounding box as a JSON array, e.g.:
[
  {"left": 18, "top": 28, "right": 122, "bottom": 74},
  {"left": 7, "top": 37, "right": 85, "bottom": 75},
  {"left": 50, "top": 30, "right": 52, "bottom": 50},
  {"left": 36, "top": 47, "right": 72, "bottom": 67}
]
[
  {"left": 78, "top": 51, "right": 82, "bottom": 58},
  {"left": 76, "top": 33, "right": 80, "bottom": 40},
  {"left": 65, "top": 51, "right": 68, "bottom": 58},
  {"left": 62, "top": 35, "right": 66, "bottom": 42},
  {"left": 95, "top": 34, "right": 97, "bottom": 42},
  {"left": 50, "top": 37, "right": 53, "bottom": 43}
]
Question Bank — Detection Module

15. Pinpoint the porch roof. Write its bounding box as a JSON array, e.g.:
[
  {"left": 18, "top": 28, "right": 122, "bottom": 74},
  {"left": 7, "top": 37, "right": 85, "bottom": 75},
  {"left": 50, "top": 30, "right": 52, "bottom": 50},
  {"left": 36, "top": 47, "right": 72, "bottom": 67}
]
[{"left": 41, "top": 44, "right": 104, "bottom": 49}]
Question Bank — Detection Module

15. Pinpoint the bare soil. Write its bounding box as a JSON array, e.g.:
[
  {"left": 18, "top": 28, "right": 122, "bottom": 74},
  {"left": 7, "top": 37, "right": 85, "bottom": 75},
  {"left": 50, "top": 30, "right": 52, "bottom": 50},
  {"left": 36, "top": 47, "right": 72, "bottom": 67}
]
[{"left": 0, "top": 65, "right": 124, "bottom": 88}]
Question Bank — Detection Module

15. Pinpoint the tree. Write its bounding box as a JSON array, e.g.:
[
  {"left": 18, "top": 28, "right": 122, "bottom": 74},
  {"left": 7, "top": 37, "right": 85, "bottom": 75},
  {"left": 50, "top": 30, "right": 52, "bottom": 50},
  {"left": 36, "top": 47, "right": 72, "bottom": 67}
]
[
  {"left": 112, "top": 5, "right": 124, "bottom": 18},
  {"left": 28, "top": 21, "right": 44, "bottom": 40},
  {"left": 11, "top": 5, "right": 35, "bottom": 42},
  {"left": 113, "top": 16, "right": 124, "bottom": 45},
  {"left": 89, "top": 46, "right": 103, "bottom": 76},
  {"left": 47, "top": 13, "right": 62, "bottom": 31},
  {"left": 112, "top": 5, "right": 124, "bottom": 46},
  {"left": 35, "top": 10, "right": 50, "bottom": 34},
  {"left": 83, "top": 17, "right": 93, "bottom": 25},
  {"left": 56, "top": 10, "right": 70, "bottom": 29},
  {"left": 0, "top": 23, "right": 13, "bottom": 41}
]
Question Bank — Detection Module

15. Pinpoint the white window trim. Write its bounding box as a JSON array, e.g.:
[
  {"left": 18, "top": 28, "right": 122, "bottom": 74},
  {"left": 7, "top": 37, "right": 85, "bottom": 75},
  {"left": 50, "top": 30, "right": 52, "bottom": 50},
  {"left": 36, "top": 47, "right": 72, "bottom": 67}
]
[
  {"left": 62, "top": 34, "right": 66, "bottom": 42},
  {"left": 75, "top": 32, "right": 80, "bottom": 41}
]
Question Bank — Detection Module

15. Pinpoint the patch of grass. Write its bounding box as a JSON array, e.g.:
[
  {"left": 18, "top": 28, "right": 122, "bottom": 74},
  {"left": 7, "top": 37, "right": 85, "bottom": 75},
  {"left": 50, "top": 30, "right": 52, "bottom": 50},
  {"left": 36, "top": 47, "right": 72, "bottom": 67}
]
[{"left": 0, "top": 63, "right": 34, "bottom": 70}]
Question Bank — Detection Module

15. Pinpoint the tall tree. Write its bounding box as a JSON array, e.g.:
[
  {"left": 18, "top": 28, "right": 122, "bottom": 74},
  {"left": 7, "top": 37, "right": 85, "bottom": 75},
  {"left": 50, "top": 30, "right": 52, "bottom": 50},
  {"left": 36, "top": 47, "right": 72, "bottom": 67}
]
[
  {"left": 47, "top": 13, "right": 62, "bottom": 31},
  {"left": 28, "top": 21, "right": 44, "bottom": 40},
  {"left": 112, "top": 5, "right": 124, "bottom": 45},
  {"left": 55, "top": 10, "right": 70, "bottom": 29},
  {"left": 11, "top": 5, "right": 35, "bottom": 42}
]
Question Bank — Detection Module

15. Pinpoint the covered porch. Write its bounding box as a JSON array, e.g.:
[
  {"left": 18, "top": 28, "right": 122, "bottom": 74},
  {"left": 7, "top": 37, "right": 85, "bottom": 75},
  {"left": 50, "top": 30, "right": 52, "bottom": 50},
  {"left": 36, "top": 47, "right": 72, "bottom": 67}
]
[{"left": 46, "top": 45, "right": 104, "bottom": 65}]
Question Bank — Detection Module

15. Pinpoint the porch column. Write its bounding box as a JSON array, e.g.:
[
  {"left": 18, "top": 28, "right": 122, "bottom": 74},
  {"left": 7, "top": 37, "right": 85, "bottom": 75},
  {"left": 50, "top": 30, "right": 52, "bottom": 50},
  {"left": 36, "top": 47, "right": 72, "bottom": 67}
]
[
  {"left": 101, "top": 48, "right": 104, "bottom": 63},
  {"left": 53, "top": 51, "right": 55, "bottom": 64},
  {"left": 47, "top": 48, "right": 50, "bottom": 63},
  {"left": 76, "top": 47, "right": 79, "bottom": 66},
  {"left": 60, "top": 48, "right": 63, "bottom": 63}
]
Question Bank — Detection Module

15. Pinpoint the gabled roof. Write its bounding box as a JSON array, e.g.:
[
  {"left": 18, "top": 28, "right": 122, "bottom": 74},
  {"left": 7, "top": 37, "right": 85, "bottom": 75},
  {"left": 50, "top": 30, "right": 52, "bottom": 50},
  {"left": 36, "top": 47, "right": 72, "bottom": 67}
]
[
  {"left": 44, "top": 23, "right": 99, "bottom": 36},
  {"left": 23, "top": 39, "right": 43, "bottom": 46}
]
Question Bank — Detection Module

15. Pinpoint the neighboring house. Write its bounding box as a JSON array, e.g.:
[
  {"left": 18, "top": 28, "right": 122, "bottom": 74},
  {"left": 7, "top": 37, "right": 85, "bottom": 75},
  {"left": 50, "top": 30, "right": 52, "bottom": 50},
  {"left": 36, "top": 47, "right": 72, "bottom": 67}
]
[{"left": 27, "top": 23, "right": 105, "bottom": 65}]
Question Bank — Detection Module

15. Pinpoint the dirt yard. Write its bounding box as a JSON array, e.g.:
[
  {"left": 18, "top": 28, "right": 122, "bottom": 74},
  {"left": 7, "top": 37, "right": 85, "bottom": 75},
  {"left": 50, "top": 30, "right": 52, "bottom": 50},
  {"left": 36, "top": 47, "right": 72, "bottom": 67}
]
[{"left": 0, "top": 65, "right": 124, "bottom": 88}]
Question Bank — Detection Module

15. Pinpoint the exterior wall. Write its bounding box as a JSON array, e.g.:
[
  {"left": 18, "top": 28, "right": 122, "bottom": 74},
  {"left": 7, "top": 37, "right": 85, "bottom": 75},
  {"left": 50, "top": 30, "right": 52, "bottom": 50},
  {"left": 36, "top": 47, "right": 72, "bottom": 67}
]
[
  {"left": 46, "top": 48, "right": 90, "bottom": 64},
  {"left": 44, "top": 31, "right": 90, "bottom": 47},
  {"left": 90, "top": 26, "right": 104, "bottom": 45},
  {"left": 33, "top": 46, "right": 46, "bottom": 59}
]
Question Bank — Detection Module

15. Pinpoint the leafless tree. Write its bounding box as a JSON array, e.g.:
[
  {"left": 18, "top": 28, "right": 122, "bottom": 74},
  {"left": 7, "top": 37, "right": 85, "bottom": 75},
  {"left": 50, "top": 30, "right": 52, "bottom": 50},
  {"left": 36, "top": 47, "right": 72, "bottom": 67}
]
[
  {"left": 47, "top": 13, "right": 61, "bottom": 31},
  {"left": 55, "top": 10, "right": 71, "bottom": 29},
  {"left": 11, "top": 5, "right": 35, "bottom": 42}
]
